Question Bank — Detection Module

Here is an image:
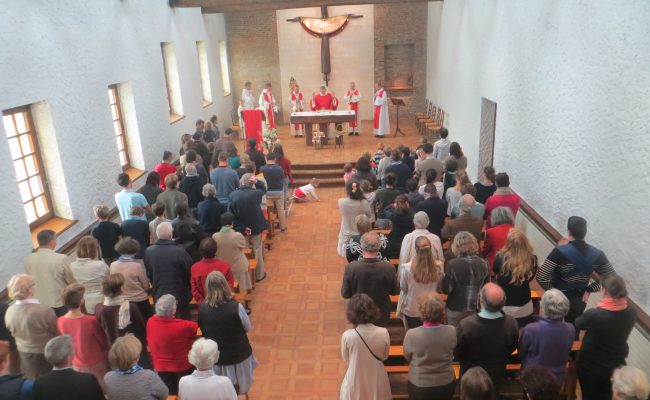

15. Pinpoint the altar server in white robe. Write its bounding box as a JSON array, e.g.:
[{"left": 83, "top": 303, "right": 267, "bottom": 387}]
[
  {"left": 373, "top": 83, "right": 389, "bottom": 137},
  {"left": 344, "top": 81, "right": 361, "bottom": 136},
  {"left": 289, "top": 85, "right": 304, "bottom": 137},
  {"left": 241, "top": 81, "right": 256, "bottom": 110},
  {"left": 259, "top": 82, "right": 278, "bottom": 133}
]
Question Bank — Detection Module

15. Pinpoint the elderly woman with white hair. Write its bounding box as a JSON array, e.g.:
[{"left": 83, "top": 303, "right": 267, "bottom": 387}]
[
  {"left": 518, "top": 288, "right": 575, "bottom": 385},
  {"left": 482, "top": 206, "right": 515, "bottom": 269},
  {"left": 399, "top": 211, "right": 443, "bottom": 266},
  {"left": 178, "top": 338, "right": 238, "bottom": 400},
  {"left": 4, "top": 274, "right": 58, "bottom": 379},
  {"left": 345, "top": 214, "right": 389, "bottom": 262},
  {"left": 197, "top": 183, "right": 227, "bottom": 236},
  {"left": 146, "top": 294, "right": 198, "bottom": 395},
  {"left": 198, "top": 271, "right": 257, "bottom": 394},
  {"left": 612, "top": 366, "right": 650, "bottom": 400}
]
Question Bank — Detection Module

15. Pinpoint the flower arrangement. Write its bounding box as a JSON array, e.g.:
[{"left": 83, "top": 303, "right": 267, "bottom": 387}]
[{"left": 263, "top": 127, "right": 278, "bottom": 150}]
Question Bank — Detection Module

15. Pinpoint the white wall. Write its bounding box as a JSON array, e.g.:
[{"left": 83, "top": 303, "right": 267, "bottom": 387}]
[
  {"left": 276, "top": 6, "right": 375, "bottom": 122},
  {"left": 0, "top": 0, "right": 231, "bottom": 287},
  {"left": 427, "top": 0, "right": 650, "bottom": 313}
]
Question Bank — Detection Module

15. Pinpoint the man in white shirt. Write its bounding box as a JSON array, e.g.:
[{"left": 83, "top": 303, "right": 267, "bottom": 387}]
[
  {"left": 241, "top": 81, "right": 256, "bottom": 110},
  {"left": 433, "top": 128, "right": 451, "bottom": 160}
]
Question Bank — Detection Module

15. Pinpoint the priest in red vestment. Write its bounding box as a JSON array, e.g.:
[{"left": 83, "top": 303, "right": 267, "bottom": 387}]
[
  {"left": 259, "top": 82, "right": 277, "bottom": 130},
  {"left": 344, "top": 81, "right": 361, "bottom": 136},
  {"left": 311, "top": 86, "right": 339, "bottom": 135}
]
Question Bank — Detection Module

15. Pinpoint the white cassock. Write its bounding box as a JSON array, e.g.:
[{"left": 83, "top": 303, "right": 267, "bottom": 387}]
[
  {"left": 344, "top": 89, "right": 361, "bottom": 134},
  {"left": 373, "top": 88, "right": 389, "bottom": 136},
  {"left": 289, "top": 91, "right": 304, "bottom": 137},
  {"left": 241, "top": 88, "right": 256, "bottom": 110}
]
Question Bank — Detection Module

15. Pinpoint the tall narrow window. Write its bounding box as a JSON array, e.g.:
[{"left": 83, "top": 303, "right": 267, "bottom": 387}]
[
  {"left": 108, "top": 85, "right": 130, "bottom": 169},
  {"left": 196, "top": 41, "right": 213, "bottom": 107},
  {"left": 161, "top": 42, "right": 184, "bottom": 123},
  {"left": 3, "top": 107, "right": 53, "bottom": 227},
  {"left": 219, "top": 41, "right": 232, "bottom": 97}
]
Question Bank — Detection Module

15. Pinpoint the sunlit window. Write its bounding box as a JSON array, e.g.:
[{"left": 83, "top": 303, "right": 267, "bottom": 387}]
[{"left": 219, "top": 41, "right": 232, "bottom": 97}]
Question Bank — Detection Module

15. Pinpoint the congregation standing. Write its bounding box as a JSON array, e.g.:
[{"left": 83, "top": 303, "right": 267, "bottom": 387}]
[
  {"left": 0, "top": 108, "right": 301, "bottom": 399},
  {"left": 337, "top": 129, "right": 648, "bottom": 400}
]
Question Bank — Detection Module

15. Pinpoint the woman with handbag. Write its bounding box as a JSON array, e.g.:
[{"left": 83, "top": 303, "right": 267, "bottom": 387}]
[{"left": 340, "top": 294, "right": 391, "bottom": 400}]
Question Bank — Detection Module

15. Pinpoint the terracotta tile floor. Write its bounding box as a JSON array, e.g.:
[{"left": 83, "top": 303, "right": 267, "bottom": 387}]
[{"left": 245, "top": 120, "right": 421, "bottom": 399}]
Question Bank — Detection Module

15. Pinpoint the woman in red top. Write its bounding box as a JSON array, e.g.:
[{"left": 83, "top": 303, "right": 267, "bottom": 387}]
[
  {"left": 146, "top": 294, "right": 198, "bottom": 395},
  {"left": 190, "top": 238, "right": 234, "bottom": 303},
  {"left": 57, "top": 283, "right": 109, "bottom": 391},
  {"left": 483, "top": 206, "right": 515, "bottom": 272}
]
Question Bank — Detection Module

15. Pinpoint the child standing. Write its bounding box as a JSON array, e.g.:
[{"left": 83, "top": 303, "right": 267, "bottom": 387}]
[
  {"left": 343, "top": 163, "right": 354, "bottom": 184},
  {"left": 91, "top": 205, "right": 121, "bottom": 265},
  {"left": 293, "top": 178, "right": 321, "bottom": 202}
]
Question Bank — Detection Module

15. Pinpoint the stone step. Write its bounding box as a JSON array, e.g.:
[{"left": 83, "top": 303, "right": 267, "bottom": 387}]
[
  {"left": 292, "top": 162, "right": 353, "bottom": 171},
  {"left": 290, "top": 177, "right": 344, "bottom": 188},
  {"left": 292, "top": 169, "right": 343, "bottom": 180}
]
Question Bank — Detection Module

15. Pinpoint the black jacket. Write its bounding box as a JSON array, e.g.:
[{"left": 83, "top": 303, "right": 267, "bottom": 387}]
[
  {"left": 144, "top": 240, "right": 193, "bottom": 304},
  {"left": 246, "top": 149, "right": 266, "bottom": 171},
  {"left": 197, "top": 197, "right": 227, "bottom": 235},
  {"left": 198, "top": 300, "right": 252, "bottom": 365},
  {"left": 33, "top": 368, "right": 104, "bottom": 400},
  {"left": 179, "top": 175, "right": 205, "bottom": 208},
  {"left": 415, "top": 197, "right": 448, "bottom": 238},
  {"left": 442, "top": 255, "right": 489, "bottom": 312},
  {"left": 228, "top": 182, "right": 267, "bottom": 235}
]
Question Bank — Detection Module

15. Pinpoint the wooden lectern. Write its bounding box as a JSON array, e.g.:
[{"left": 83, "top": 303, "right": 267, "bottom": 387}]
[{"left": 391, "top": 97, "right": 406, "bottom": 137}]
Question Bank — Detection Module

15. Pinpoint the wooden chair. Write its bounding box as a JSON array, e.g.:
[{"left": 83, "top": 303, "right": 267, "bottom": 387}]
[
  {"left": 423, "top": 109, "right": 445, "bottom": 141},
  {"left": 230, "top": 109, "right": 241, "bottom": 140}
]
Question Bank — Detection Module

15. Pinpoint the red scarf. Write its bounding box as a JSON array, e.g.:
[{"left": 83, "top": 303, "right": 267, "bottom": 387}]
[{"left": 597, "top": 296, "right": 628, "bottom": 311}]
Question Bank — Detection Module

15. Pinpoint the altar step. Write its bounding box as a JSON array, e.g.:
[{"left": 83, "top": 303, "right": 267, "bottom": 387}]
[{"left": 290, "top": 162, "right": 352, "bottom": 188}]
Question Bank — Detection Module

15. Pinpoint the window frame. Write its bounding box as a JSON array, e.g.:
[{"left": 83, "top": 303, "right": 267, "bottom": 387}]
[
  {"left": 218, "top": 40, "right": 232, "bottom": 97},
  {"left": 108, "top": 84, "right": 131, "bottom": 170},
  {"left": 3, "top": 105, "right": 55, "bottom": 229}
]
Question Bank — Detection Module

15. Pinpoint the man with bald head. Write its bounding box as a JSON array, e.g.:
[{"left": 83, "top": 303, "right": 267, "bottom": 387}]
[
  {"left": 441, "top": 194, "right": 484, "bottom": 243},
  {"left": 341, "top": 232, "right": 399, "bottom": 326},
  {"left": 343, "top": 81, "right": 361, "bottom": 135},
  {"left": 144, "top": 221, "right": 194, "bottom": 319},
  {"left": 455, "top": 282, "right": 519, "bottom": 391}
]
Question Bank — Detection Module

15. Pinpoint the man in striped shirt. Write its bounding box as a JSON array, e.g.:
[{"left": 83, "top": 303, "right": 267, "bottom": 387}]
[{"left": 536, "top": 216, "right": 615, "bottom": 324}]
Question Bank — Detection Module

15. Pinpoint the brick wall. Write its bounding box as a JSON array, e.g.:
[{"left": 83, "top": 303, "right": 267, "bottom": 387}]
[
  {"left": 225, "top": 11, "right": 283, "bottom": 122},
  {"left": 374, "top": 3, "right": 428, "bottom": 118}
]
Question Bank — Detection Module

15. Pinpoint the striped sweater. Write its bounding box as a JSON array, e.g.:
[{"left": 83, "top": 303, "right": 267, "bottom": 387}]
[{"left": 537, "top": 239, "right": 615, "bottom": 294}]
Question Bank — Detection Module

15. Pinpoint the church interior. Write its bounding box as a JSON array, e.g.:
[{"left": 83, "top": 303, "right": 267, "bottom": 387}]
[{"left": 1, "top": 0, "right": 650, "bottom": 399}]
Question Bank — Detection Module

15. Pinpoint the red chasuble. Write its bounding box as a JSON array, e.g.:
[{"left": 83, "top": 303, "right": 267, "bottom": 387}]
[
  {"left": 374, "top": 89, "right": 385, "bottom": 129},
  {"left": 312, "top": 93, "right": 335, "bottom": 111}
]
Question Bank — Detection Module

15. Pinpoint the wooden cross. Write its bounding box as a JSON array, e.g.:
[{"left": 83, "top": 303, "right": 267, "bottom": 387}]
[{"left": 287, "top": 6, "right": 363, "bottom": 86}]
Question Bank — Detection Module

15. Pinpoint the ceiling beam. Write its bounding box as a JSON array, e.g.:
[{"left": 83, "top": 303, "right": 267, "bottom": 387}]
[{"left": 171, "top": 0, "right": 435, "bottom": 14}]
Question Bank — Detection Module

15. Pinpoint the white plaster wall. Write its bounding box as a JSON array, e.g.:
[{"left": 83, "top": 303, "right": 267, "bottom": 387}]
[
  {"left": 276, "top": 6, "right": 374, "bottom": 122},
  {"left": 0, "top": 0, "right": 231, "bottom": 287},
  {"left": 427, "top": 0, "right": 650, "bottom": 313},
  {"left": 425, "top": 1, "right": 443, "bottom": 101}
]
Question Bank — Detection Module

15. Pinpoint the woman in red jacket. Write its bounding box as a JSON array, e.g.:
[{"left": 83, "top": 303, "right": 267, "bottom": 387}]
[
  {"left": 482, "top": 206, "right": 515, "bottom": 272},
  {"left": 146, "top": 294, "right": 198, "bottom": 395}
]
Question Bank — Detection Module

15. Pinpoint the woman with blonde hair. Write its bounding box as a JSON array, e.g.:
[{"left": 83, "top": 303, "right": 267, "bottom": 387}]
[
  {"left": 103, "top": 334, "right": 168, "bottom": 400},
  {"left": 4, "top": 274, "right": 58, "bottom": 379},
  {"left": 441, "top": 232, "right": 489, "bottom": 327},
  {"left": 398, "top": 237, "right": 444, "bottom": 328},
  {"left": 69, "top": 236, "right": 109, "bottom": 314},
  {"left": 492, "top": 228, "right": 538, "bottom": 327},
  {"left": 197, "top": 271, "right": 257, "bottom": 395}
]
